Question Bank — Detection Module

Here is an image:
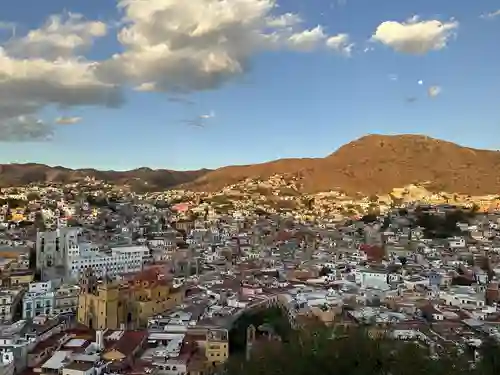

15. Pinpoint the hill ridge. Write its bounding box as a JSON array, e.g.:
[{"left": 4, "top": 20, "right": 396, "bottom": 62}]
[{"left": 2, "top": 134, "right": 500, "bottom": 195}]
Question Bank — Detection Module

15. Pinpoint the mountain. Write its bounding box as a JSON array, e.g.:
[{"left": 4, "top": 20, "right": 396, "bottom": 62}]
[
  {"left": 2, "top": 134, "right": 500, "bottom": 195},
  {"left": 0, "top": 164, "right": 210, "bottom": 191},
  {"left": 182, "top": 134, "right": 500, "bottom": 195}
]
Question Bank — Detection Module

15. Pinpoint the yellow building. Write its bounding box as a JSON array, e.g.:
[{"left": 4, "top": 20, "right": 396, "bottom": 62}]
[
  {"left": 204, "top": 329, "right": 229, "bottom": 366},
  {"left": 10, "top": 209, "right": 26, "bottom": 222},
  {"left": 186, "top": 328, "right": 230, "bottom": 368},
  {"left": 8, "top": 271, "right": 35, "bottom": 286},
  {"left": 77, "top": 267, "right": 184, "bottom": 330},
  {"left": 77, "top": 269, "right": 120, "bottom": 330}
]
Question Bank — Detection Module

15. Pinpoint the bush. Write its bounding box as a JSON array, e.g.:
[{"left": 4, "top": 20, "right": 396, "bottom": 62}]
[
  {"left": 361, "top": 214, "right": 378, "bottom": 223},
  {"left": 416, "top": 210, "right": 467, "bottom": 238},
  {"left": 225, "top": 323, "right": 500, "bottom": 375}
]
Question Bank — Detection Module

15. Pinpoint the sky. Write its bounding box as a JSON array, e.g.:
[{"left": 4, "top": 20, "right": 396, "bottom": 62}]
[{"left": 0, "top": 0, "right": 499, "bottom": 171}]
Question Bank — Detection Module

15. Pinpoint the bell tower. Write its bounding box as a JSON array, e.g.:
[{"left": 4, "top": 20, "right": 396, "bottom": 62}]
[{"left": 79, "top": 267, "right": 97, "bottom": 295}]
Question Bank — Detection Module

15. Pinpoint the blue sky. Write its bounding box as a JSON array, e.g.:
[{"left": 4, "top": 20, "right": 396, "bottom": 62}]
[{"left": 0, "top": 0, "right": 499, "bottom": 170}]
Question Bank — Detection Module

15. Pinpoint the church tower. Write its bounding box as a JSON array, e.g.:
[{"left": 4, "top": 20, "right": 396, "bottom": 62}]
[{"left": 79, "top": 268, "right": 97, "bottom": 295}]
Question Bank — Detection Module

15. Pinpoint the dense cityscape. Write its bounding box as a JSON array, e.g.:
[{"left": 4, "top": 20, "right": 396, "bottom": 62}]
[
  {"left": 1, "top": 0, "right": 500, "bottom": 374},
  {"left": 0, "top": 174, "right": 499, "bottom": 375}
]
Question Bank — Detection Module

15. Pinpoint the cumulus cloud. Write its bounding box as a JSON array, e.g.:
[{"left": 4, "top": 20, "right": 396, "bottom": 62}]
[
  {"left": 371, "top": 16, "right": 458, "bottom": 55},
  {"left": 326, "top": 33, "right": 353, "bottom": 55},
  {"left": 0, "top": 0, "right": 352, "bottom": 141},
  {"left": 0, "top": 116, "right": 54, "bottom": 142},
  {"left": 5, "top": 13, "right": 107, "bottom": 59},
  {"left": 97, "top": 0, "right": 350, "bottom": 92},
  {"left": 55, "top": 116, "right": 82, "bottom": 124},
  {"left": 0, "top": 13, "right": 121, "bottom": 142}
]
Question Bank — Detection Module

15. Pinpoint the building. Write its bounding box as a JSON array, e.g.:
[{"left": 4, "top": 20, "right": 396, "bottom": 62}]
[
  {"left": 36, "top": 228, "right": 81, "bottom": 282},
  {"left": 205, "top": 329, "right": 229, "bottom": 366},
  {"left": 37, "top": 228, "right": 150, "bottom": 282},
  {"left": 7, "top": 271, "right": 35, "bottom": 286},
  {"left": 22, "top": 281, "right": 80, "bottom": 319},
  {"left": 0, "top": 288, "right": 23, "bottom": 323},
  {"left": 53, "top": 284, "right": 80, "bottom": 316},
  {"left": 67, "top": 244, "right": 149, "bottom": 280},
  {"left": 22, "top": 281, "right": 55, "bottom": 319},
  {"left": 77, "top": 276, "right": 120, "bottom": 330},
  {"left": 77, "top": 268, "right": 184, "bottom": 330}
]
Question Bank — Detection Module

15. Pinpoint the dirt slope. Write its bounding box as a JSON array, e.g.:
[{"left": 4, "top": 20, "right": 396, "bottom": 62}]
[{"left": 3, "top": 134, "right": 500, "bottom": 195}]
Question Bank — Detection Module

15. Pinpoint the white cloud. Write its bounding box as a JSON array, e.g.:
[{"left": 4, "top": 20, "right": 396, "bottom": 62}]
[
  {"left": 428, "top": 85, "right": 442, "bottom": 97},
  {"left": 326, "top": 33, "right": 353, "bottom": 55},
  {"left": 0, "top": 13, "right": 121, "bottom": 141},
  {"left": 0, "top": 48, "right": 123, "bottom": 109},
  {"left": 481, "top": 10, "right": 500, "bottom": 19},
  {"left": 371, "top": 16, "right": 458, "bottom": 54},
  {"left": 0, "top": 116, "right": 54, "bottom": 142},
  {"left": 97, "top": 0, "right": 349, "bottom": 91},
  {"left": 6, "top": 13, "right": 107, "bottom": 60},
  {"left": 134, "top": 82, "right": 157, "bottom": 92},
  {"left": 287, "top": 26, "right": 328, "bottom": 51},
  {"left": 0, "top": 1, "right": 350, "bottom": 140},
  {"left": 55, "top": 116, "right": 82, "bottom": 124},
  {"left": 200, "top": 110, "right": 215, "bottom": 119}
]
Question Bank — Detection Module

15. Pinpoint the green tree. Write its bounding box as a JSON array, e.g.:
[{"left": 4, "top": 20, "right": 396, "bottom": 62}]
[
  {"left": 224, "top": 321, "right": 493, "bottom": 375},
  {"left": 34, "top": 211, "right": 46, "bottom": 231},
  {"left": 26, "top": 192, "right": 41, "bottom": 201}
]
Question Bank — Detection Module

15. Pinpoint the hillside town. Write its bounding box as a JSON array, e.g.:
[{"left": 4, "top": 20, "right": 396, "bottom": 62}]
[{"left": 0, "top": 175, "right": 500, "bottom": 375}]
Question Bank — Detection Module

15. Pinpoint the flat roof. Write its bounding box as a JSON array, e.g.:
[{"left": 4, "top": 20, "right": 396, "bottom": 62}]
[
  {"left": 42, "top": 350, "right": 72, "bottom": 370},
  {"left": 64, "top": 339, "right": 87, "bottom": 348}
]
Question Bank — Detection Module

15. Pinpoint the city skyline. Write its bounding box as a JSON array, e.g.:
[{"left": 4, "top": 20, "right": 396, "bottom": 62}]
[{"left": 0, "top": 0, "right": 499, "bottom": 170}]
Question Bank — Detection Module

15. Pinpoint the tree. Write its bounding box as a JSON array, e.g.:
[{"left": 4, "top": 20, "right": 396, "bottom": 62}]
[
  {"left": 26, "top": 192, "right": 41, "bottom": 201},
  {"left": 361, "top": 214, "right": 378, "bottom": 223},
  {"left": 319, "top": 266, "right": 333, "bottom": 277},
  {"left": 29, "top": 247, "right": 36, "bottom": 269},
  {"left": 224, "top": 322, "right": 495, "bottom": 375},
  {"left": 34, "top": 211, "right": 46, "bottom": 231}
]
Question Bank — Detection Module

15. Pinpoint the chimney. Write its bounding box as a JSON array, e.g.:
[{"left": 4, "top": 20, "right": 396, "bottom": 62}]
[{"left": 96, "top": 330, "right": 104, "bottom": 350}]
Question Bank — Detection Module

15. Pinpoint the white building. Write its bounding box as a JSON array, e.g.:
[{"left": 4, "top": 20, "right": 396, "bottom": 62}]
[
  {"left": 67, "top": 245, "right": 149, "bottom": 280},
  {"left": 23, "top": 281, "right": 55, "bottom": 318},
  {"left": 23, "top": 282, "right": 80, "bottom": 318},
  {"left": 439, "top": 286, "right": 485, "bottom": 308},
  {"left": 354, "top": 268, "right": 394, "bottom": 289}
]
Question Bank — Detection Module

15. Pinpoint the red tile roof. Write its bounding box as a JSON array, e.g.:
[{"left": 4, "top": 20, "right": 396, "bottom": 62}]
[{"left": 105, "top": 330, "right": 147, "bottom": 358}]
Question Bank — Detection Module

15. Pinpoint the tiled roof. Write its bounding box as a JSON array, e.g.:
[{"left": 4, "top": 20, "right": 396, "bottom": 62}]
[{"left": 105, "top": 330, "right": 147, "bottom": 357}]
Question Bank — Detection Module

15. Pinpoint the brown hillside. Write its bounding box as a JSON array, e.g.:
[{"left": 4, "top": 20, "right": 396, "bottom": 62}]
[
  {"left": 2, "top": 134, "right": 500, "bottom": 195},
  {"left": 298, "top": 134, "right": 500, "bottom": 194},
  {"left": 0, "top": 163, "right": 209, "bottom": 190},
  {"left": 183, "top": 134, "right": 500, "bottom": 195},
  {"left": 181, "top": 158, "right": 318, "bottom": 192}
]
